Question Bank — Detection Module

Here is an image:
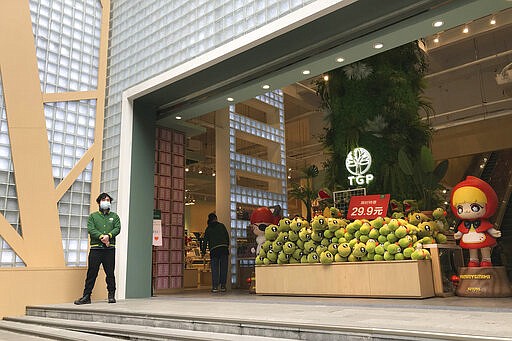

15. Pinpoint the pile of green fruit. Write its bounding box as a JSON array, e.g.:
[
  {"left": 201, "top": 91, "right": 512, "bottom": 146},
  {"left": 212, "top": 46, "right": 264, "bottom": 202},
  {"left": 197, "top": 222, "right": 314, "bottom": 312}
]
[{"left": 255, "top": 207, "right": 449, "bottom": 265}]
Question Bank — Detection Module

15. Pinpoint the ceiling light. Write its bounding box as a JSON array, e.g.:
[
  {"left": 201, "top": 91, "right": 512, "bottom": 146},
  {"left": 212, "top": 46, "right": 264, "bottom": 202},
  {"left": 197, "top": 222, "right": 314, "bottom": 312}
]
[
  {"left": 175, "top": 115, "right": 182, "bottom": 120},
  {"left": 262, "top": 84, "right": 270, "bottom": 89},
  {"left": 336, "top": 57, "right": 345, "bottom": 63},
  {"left": 432, "top": 20, "right": 444, "bottom": 28},
  {"left": 212, "top": 172, "right": 216, "bottom": 177},
  {"left": 433, "top": 37, "right": 439, "bottom": 43},
  {"left": 490, "top": 18, "right": 496, "bottom": 25},
  {"left": 227, "top": 97, "right": 234, "bottom": 102},
  {"left": 198, "top": 170, "right": 203, "bottom": 174},
  {"left": 323, "top": 75, "right": 329, "bottom": 81},
  {"left": 462, "top": 26, "right": 469, "bottom": 34},
  {"left": 373, "top": 42, "right": 384, "bottom": 49},
  {"left": 185, "top": 167, "right": 189, "bottom": 172},
  {"left": 302, "top": 70, "right": 311, "bottom": 75}
]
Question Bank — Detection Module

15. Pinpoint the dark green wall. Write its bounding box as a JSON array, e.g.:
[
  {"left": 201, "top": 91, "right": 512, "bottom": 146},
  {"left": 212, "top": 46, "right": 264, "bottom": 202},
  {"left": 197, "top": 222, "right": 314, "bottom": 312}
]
[{"left": 125, "top": 101, "right": 155, "bottom": 298}]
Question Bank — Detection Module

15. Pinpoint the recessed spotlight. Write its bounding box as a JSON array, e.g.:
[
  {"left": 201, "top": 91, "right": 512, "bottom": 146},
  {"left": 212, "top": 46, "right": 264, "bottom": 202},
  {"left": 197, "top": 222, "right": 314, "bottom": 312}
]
[
  {"left": 432, "top": 20, "right": 444, "bottom": 28},
  {"left": 462, "top": 26, "right": 469, "bottom": 34},
  {"left": 302, "top": 70, "right": 311, "bottom": 75},
  {"left": 212, "top": 172, "right": 216, "bottom": 177},
  {"left": 227, "top": 97, "right": 234, "bottom": 102},
  {"left": 175, "top": 115, "right": 182, "bottom": 120},
  {"left": 336, "top": 57, "right": 345, "bottom": 63},
  {"left": 373, "top": 42, "right": 384, "bottom": 49},
  {"left": 198, "top": 170, "right": 203, "bottom": 174},
  {"left": 433, "top": 37, "right": 439, "bottom": 43},
  {"left": 323, "top": 75, "right": 329, "bottom": 81},
  {"left": 185, "top": 167, "right": 189, "bottom": 172},
  {"left": 262, "top": 84, "right": 270, "bottom": 90},
  {"left": 490, "top": 18, "right": 496, "bottom": 25}
]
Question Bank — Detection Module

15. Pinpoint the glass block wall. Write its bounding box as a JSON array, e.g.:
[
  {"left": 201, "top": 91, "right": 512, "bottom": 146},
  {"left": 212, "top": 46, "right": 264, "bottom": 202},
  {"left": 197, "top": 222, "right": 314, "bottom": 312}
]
[
  {"left": 16, "top": 0, "right": 102, "bottom": 266},
  {"left": 103, "top": 0, "right": 316, "bottom": 203},
  {"left": 228, "top": 90, "right": 288, "bottom": 284},
  {"left": 0, "top": 74, "right": 26, "bottom": 267}
]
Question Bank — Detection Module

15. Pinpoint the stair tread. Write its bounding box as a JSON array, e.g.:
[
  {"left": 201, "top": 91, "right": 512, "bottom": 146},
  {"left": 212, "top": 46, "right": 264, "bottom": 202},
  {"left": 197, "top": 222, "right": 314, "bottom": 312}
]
[
  {"left": 4, "top": 316, "right": 298, "bottom": 341},
  {"left": 0, "top": 320, "right": 118, "bottom": 340}
]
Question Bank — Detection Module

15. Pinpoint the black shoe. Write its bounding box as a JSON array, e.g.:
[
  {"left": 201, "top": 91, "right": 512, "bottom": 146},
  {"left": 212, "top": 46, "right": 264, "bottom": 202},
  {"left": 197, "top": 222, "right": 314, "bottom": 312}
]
[
  {"left": 211, "top": 287, "right": 219, "bottom": 293},
  {"left": 108, "top": 292, "right": 116, "bottom": 303},
  {"left": 220, "top": 285, "right": 226, "bottom": 292},
  {"left": 74, "top": 294, "right": 91, "bottom": 305}
]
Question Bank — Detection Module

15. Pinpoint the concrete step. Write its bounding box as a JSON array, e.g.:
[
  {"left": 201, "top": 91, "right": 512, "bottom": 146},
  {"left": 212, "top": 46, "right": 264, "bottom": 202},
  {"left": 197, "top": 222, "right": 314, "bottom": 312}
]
[
  {"left": 23, "top": 304, "right": 512, "bottom": 341},
  {"left": 3, "top": 316, "right": 298, "bottom": 341},
  {"left": 0, "top": 320, "right": 118, "bottom": 340}
]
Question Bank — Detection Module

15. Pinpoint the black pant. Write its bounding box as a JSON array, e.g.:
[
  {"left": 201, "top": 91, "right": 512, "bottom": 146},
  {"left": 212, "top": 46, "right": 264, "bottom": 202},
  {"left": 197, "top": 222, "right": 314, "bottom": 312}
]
[
  {"left": 210, "top": 247, "right": 228, "bottom": 288},
  {"left": 83, "top": 248, "right": 116, "bottom": 295}
]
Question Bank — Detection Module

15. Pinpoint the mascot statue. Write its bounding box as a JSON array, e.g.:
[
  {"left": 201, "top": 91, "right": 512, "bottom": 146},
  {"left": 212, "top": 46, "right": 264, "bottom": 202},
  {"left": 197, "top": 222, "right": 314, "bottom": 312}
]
[
  {"left": 249, "top": 205, "right": 281, "bottom": 255},
  {"left": 450, "top": 176, "right": 501, "bottom": 267}
]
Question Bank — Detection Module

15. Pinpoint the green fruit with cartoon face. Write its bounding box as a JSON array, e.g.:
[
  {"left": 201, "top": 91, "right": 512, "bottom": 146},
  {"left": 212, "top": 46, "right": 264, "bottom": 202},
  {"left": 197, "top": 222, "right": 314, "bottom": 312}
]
[
  {"left": 278, "top": 251, "right": 290, "bottom": 263},
  {"left": 303, "top": 240, "right": 317, "bottom": 254},
  {"left": 311, "top": 230, "right": 324, "bottom": 242},
  {"left": 323, "top": 230, "right": 334, "bottom": 239},
  {"left": 383, "top": 251, "right": 395, "bottom": 261},
  {"left": 344, "top": 232, "right": 354, "bottom": 241},
  {"left": 316, "top": 244, "right": 328, "bottom": 255},
  {"left": 365, "top": 239, "right": 377, "bottom": 253},
  {"left": 398, "top": 235, "right": 413, "bottom": 248},
  {"left": 334, "top": 254, "right": 347, "bottom": 262},
  {"left": 263, "top": 258, "right": 271, "bottom": 265},
  {"left": 290, "top": 217, "right": 307, "bottom": 232},
  {"left": 298, "top": 228, "right": 312, "bottom": 241},
  {"left": 262, "top": 240, "right": 273, "bottom": 252},
  {"left": 278, "top": 218, "right": 292, "bottom": 232},
  {"left": 272, "top": 240, "right": 283, "bottom": 252},
  {"left": 255, "top": 255, "right": 264, "bottom": 265},
  {"left": 276, "top": 232, "right": 289, "bottom": 243},
  {"left": 387, "top": 232, "right": 398, "bottom": 243},
  {"left": 300, "top": 255, "right": 308, "bottom": 263},
  {"left": 337, "top": 243, "right": 352, "bottom": 257},
  {"left": 370, "top": 217, "right": 384, "bottom": 229},
  {"left": 359, "top": 223, "right": 371, "bottom": 235},
  {"left": 266, "top": 249, "right": 277, "bottom": 262},
  {"left": 307, "top": 252, "right": 319, "bottom": 263},
  {"left": 283, "top": 241, "right": 296, "bottom": 254},
  {"left": 296, "top": 239, "right": 304, "bottom": 250},
  {"left": 373, "top": 254, "right": 384, "bottom": 261},
  {"left": 359, "top": 235, "right": 369, "bottom": 243},
  {"left": 288, "top": 230, "right": 299, "bottom": 242},
  {"left": 348, "top": 238, "right": 358, "bottom": 248},
  {"left": 347, "top": 254, "right": 358, "bottom": 262},
  {"left": 403, "top": 247, "right": 415, "bottom": 258},
  {"left": 374, "top": 245, "right": 385, "bottom": 255},
  {"left": 311, "top": 215, "right": 328, "bottom": 231},
  {"left": 335, "top": 228, "right": 346, "bottom": 239},
  {"left": 394, "top": 252, "right": 405, "bottom": 260},
  {"left": 328, "top": 243, "right": 339, "bottom": 255},
  {"left": 368, "top": 228, "right": 380, "bottom": 240},
  {"left": 366, "top": 252, "right": 375, "bottom": 261},
  {"left": 327, "top": 218, "right": 341, "bottom": 232},
  {"left": 379, "top": 224, "right": 391, "bottom": 236},
  {"left": 395, "top": 226, "right": 408, "bottom": 238},
  {"left": 378, "top": 235, "right": 388, "bottom": 244},
  {"left": 387, "top": 243, "right": 401, "bottom": 255},
  {"left": 292, "top": 248, "right": 303, "bottom": 260},
  {"left": 320, "top": 251, "right": 334, "bottom": 264},
  {"left": 264, "top": 224, "right": 279, "bottom": 241},
  {"left": 289, "top": 257, "right": 300, "bottom": 264},
  {"left": 351, "top": 242, "right": 367, "bottom": 258},
  {"left": 436, "top": 233, "right": 447, "bottom": 244}
]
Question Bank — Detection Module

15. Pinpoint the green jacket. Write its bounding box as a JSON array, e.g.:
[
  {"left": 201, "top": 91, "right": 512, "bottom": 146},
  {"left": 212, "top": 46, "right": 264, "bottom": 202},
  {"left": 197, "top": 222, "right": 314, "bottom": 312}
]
[
  {"left": 87, "top": 210, "right": 121, "bottom": 248},
  {"left": 201, "top": 221, "right": 229, "bottom": 254}
]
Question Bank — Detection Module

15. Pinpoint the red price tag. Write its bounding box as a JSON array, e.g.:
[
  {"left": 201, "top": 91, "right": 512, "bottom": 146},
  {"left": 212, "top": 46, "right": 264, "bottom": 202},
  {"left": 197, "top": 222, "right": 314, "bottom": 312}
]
[{"left": 347, "top": 194, "right": 390, "bottom": 220}]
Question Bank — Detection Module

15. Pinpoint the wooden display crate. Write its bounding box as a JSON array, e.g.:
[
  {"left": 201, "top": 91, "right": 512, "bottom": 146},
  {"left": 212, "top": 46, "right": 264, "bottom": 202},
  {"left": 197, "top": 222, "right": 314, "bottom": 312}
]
[{"left": 255, "top": 260, "right": 435, "bottom": 298}]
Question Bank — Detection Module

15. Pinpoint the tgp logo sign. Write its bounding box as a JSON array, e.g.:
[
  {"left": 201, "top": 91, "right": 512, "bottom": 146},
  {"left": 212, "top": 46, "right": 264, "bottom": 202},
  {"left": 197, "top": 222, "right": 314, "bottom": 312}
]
[{"left": 345, "top": 147, "right": 374, "bottom": 186}]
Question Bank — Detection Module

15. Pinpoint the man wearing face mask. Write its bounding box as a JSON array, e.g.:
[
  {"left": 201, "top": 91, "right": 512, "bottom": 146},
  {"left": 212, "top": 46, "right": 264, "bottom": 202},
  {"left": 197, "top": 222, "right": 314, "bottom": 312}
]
[{"left": 74, "top": 193, "right": 121, "bottom": 305}]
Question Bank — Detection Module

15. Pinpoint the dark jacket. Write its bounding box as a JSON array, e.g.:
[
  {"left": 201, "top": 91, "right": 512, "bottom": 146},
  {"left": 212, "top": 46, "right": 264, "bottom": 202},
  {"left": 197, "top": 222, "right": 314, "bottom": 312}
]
[{"left": 201, "top": 221, "right": 229, "bottom": 254}]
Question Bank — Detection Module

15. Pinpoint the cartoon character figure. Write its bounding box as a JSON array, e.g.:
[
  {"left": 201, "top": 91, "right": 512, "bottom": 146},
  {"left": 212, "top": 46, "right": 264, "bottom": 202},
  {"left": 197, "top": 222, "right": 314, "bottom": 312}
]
[
  {"left": 450, "top": 176, "right": 501, "bottom": 267},
  {"left": 249, "top": 206, "right": 281, "bottom": 254}
]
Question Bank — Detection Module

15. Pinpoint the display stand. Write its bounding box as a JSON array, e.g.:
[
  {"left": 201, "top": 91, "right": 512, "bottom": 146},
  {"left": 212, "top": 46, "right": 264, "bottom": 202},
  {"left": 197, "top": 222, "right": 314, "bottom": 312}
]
[
  {"left": 423, "top": 243, "right": 463, "bottom": 296},
  {"left": 256, "top": 260, "right": 435, "bottom": 298},
  {"left": 456, "top": 266, "right": 512, "bottom": 297}
]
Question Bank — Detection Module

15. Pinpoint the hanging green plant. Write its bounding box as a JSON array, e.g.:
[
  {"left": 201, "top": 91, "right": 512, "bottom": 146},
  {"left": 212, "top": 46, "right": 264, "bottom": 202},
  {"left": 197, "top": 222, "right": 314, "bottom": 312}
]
[{"left": 317, "top": 41, "right": 445, "bottom": 208}]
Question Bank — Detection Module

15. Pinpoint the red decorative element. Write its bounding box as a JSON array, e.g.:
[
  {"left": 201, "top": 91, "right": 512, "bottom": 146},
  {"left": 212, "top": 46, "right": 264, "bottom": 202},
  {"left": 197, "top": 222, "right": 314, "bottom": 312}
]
[
  {"left": 450, "top": 275, "right": 460, "bottom": 286},
  {"left": 347, "top": 194, "right": 390, "bottom": 220}
]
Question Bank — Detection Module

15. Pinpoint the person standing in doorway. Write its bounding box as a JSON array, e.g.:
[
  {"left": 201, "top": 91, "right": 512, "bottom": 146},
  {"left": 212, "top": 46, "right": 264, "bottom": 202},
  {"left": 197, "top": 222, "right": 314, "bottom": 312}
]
[
  {"left": 74, "top": 193, "right": 121, "bottom": 304},
  {"left": 201, "top": 213, "right": 229, "bottom": 293}
]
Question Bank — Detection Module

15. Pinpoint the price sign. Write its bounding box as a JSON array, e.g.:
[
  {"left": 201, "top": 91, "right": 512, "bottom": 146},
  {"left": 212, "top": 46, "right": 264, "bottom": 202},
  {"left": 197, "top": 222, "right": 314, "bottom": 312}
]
[{"left": 347, "top": 194, "right": 390, "bottom": 220}]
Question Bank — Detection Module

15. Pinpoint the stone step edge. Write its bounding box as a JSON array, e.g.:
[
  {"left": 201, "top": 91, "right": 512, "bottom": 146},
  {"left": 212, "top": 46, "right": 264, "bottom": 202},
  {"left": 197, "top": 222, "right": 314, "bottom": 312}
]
[
  {"left": 24, "top": 306, "right": 511, "bottom": 341},
  {"left": 4, "top": 316, "right": 298, "bottom": 341},
  {"left": 0, "top": 320, "right": 118, "bottom": 341}
]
